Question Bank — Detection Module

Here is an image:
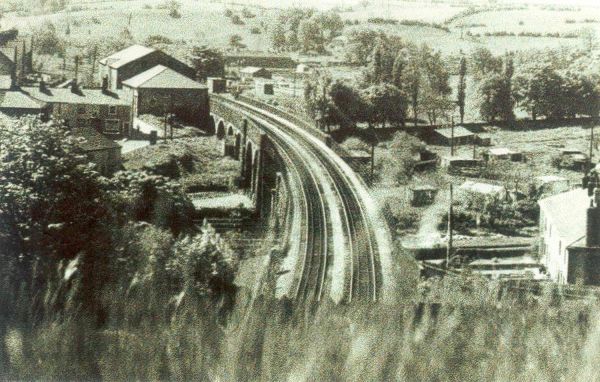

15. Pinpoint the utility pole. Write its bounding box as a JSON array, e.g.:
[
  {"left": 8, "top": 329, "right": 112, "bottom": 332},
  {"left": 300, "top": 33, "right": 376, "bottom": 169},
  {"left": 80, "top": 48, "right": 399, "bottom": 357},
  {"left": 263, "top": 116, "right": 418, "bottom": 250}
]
[
  {"left": 74, "top": 55, "right": 79, "bottom": 83},
  {"left": 370, "top": 123, "right": 375, "bottom": 185},
  {"left": 590, "top": 124, "right": 595, "bottom": 170},
  {"left": 450, "top": 116, "right": 455, "bottom": 156},
  {"left": 90, "top": 45, "right": 98, "bottom": 85},
  {"left": 446, "top": 184, "right": 453, "bottom": 268}
]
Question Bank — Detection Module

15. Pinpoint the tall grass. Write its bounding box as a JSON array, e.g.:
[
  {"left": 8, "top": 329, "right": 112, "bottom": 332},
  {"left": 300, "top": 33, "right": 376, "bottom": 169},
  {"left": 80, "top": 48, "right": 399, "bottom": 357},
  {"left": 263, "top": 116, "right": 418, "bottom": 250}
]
[{"left": 2, "top": 258, "right": 600, "bottom": 381}]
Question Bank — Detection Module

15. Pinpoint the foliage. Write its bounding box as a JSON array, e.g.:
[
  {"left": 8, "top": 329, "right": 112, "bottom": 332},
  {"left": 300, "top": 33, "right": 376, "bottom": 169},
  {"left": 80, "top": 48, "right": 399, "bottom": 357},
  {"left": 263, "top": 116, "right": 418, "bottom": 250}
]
[
  {"left": 109, "top": 171, "right": 195, "bottom": 236},
  {"left": 269, "top": 8, "right": 342, "bottom": 53},
  {"left": 33, "top": 21, "right": 65, "bottom": 56},
  {"left": 376, "top": 131, "right": 425, "bottom": 184},
  {"left": 228, "top": 34, "right": 246, "bottom": 51},
  {"left": 479, "top": 73, "right": 515, "bottom": 122},
  {"left": 360, "top": 84, "right": 408, "bottom": 128},
  {"left": 457, "top": 56, "right": 467, "bottom": 124},
  {"left": 188, "top": 45, "right": 225, "bottom": 82},
  {"left": 471, "top": 47, "right": 503, "bottom": 80}
]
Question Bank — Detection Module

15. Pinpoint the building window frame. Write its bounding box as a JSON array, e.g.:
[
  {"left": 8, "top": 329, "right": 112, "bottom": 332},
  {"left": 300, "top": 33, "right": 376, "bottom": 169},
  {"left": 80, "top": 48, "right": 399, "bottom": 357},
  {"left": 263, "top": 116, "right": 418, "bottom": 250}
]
[
  {"left": 109, "top": 105, "right": 117, "bottom": 115},
  {"left": 104, "top": 119, "right": 121, "bottom": 135}
]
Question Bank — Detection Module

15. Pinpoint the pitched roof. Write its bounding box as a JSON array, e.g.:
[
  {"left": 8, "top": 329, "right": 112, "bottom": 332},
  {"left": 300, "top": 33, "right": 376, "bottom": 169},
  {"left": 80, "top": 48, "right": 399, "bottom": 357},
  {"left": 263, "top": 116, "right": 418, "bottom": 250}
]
[
  {"left": 435, "top": 126, "right": 473, "bottom": 138},
  {"left": 538, "top": 188, "right": 590, "bottom": 245},
  {"left": 488, "top": 147, "right": 519, "bottom": 156},
  {"left": 459, "top": 180, "right": 505, "bottom": 195},
  {"left": 240, "top": 66, "right": 266, "bottom": 74},
  {"left": 21, "top": 87, "right": 132, "bottom": 106},
  {"left": 0, "top": 91, "right": 46, "bottom": 109},
  {"left": 73, "top": 126, "right": 122, "bottom": 152},
  {"left": 99, "top": 45, "right": 155, "bottom": 68},
  {"left": 122, "top": 65, "right": 206, "bottom": 89}
]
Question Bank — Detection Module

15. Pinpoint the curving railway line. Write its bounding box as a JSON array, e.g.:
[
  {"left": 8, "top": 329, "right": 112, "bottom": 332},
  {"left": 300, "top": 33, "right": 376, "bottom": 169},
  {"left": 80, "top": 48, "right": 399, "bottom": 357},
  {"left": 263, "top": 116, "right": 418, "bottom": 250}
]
[{"left": 213, "top": 95, "right": 390, "bottom": 303}]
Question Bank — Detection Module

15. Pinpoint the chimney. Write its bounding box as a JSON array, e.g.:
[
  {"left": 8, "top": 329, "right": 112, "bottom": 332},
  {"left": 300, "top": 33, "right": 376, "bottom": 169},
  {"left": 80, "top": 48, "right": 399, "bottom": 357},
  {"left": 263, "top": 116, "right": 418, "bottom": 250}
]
[
  {"left": 101, "top": 76, "right": 109, "bottom": 93},
  {"left": 11, "top": 46, "right": 18, "bottom": 89},
  {"left": 70, "top": 79, "right": 78, "bottom": 93},
  {"left": 39, "top": 79, "right": 47, "bottom": 92},
  {"left": 586, "top": 188, "right": 600, "bottom": 247}
]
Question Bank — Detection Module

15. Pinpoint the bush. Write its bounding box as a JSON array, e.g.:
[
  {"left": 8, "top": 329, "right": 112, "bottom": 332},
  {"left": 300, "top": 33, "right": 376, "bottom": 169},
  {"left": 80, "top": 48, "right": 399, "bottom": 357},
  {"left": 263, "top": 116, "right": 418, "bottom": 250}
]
[
  {"left": 242, "top": 7, "right": 255, "bottom": 18},
  {"left": 231, "top": 14, "right": 245, "bottom": 25},
  {"left": 250, "top": 27, "right": 261, "bottom": 34},
  {"left": 169, "top": 8, "right": 181, "bottom": 19},
  {"left": 224, "top": 8, "right": 233, "bottom": 17}
]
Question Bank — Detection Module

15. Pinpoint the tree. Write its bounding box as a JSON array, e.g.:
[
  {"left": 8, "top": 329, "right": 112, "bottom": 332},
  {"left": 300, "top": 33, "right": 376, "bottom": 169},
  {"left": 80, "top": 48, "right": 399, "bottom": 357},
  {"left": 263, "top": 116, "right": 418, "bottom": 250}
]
[
  {"left": 479, "top": 74, "right": 515, "bottom": 122},
  {"left": 361, "top": 84, "right": 408, "bottom": 128},
  {"left": 188, "top": 46, "right": 225, "bottom": 82},
  {"left": 329, "top": 81, "right": 364, "bottom": 128},
  {"left": 378, "top": 131, "right": 426, "bottom": 184},
  {"left": 33, "top": 20, "right": 65, "bottom": 56},
  {"left": 0, "top": 117, "right": 112, "bottom": 266},
  {"left": 419, "top": 46, "right": 453, "bottom": 125},
  {"left": 110, "top": 171, "right": 195, "bottom": 236},
  {"left": 304, "top": 72, "right": 335, "bottom": 131},
  {"left": 457, "top": 56, "right": 467, "bottom": 124},
  {"left": 519, "top": 66, "right": 565, "bottom": 120},
  {"left": 228, "top": 34, "right": 246, "bottom": 51},
  {"left": 404, "top": 58, "right": 421, "bottom": 127},
  {"left": 471, "top": 47, "right": 502, "bottom": 79}
]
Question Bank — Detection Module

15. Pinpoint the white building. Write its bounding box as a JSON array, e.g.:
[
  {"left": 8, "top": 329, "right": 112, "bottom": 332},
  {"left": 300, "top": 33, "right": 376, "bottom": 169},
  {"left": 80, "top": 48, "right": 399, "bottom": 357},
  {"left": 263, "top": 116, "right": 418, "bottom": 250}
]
[{"left": 538, "top": 188, "right": 600, "bottom": 285}]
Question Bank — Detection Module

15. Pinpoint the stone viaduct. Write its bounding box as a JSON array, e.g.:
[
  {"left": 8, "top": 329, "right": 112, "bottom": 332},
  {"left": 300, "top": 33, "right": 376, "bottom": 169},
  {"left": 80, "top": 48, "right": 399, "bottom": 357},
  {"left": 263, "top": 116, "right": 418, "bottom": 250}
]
[{"left": 209, "top": 98, "right": 283, "bottom": 216}]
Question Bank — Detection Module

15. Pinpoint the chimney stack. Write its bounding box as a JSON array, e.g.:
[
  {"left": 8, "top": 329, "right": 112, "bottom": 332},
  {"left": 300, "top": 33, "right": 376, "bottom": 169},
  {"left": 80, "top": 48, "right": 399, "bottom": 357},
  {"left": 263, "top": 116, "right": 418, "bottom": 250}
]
[
  {"left": 11, "top": 46, "right": 18, "bottom": 89},
  {"left": 39, "top": 79, "right": 46, "bottom": 92},
  {"left": 101, "top": 76, "right": 109, "bottom": 93},
  {"left": 70, "top": 78, "right": 78, "bottom": 93}
]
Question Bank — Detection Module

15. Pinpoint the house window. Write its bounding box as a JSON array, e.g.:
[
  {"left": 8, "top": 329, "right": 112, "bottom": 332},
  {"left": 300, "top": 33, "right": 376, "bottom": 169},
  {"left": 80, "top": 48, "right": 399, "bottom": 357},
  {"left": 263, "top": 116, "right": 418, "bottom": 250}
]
[
  {"left": 78, "top": 105, "right": 86, "bottom": 114},
  {"left": 123, "top": 122, "right": 130, "bottom": 135},
  {"left": 109, "top": 106, "right": 117, "bottom": 115},
  {"left": 104, "top": 120, "right": 121, "bottom": 134}
]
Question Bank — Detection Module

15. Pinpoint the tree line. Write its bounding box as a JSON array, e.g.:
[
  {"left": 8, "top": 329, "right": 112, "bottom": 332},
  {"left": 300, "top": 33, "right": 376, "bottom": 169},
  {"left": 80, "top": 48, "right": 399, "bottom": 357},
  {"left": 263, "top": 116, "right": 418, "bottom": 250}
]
[{"left": 304, "top": 30, "right": 453, "bottom": 131}]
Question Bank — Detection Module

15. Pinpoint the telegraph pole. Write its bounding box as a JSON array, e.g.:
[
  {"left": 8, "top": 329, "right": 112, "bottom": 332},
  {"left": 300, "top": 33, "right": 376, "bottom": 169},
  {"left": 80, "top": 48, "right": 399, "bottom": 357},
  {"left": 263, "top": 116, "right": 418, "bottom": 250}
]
[
  {"left": 446, "top": 184, "right": 453, "bottom": 268},
  {"left": 450, "top": 116, "right": 455, "bottom": 156},
  {"left": 590, "top": 124, "right": 595, "bottom": 170}
]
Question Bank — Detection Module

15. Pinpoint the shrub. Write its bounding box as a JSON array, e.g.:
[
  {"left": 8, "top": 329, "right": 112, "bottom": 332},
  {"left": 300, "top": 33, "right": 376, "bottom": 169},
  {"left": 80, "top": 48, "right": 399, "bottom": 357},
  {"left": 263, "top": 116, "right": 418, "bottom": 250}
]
[
  {"left": 169, "top": 8, "right": 182, "bottom": 19},
  {"left": 250, "top": 27, "right": 261, "bottom": 34},
  {"left": 242, "top": 7, "right": 255, "bottom": 18},
  {"left": 231, "top": 14, "right": 245, "bottom": 25},
  {"left": 224, "top": 8, "right": 233, "bottom": 17}
]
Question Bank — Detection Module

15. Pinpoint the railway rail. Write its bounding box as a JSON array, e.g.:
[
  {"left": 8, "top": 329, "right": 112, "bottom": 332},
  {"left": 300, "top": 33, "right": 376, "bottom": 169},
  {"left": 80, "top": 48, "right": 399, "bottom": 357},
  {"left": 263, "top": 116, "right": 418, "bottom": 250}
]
[{"left": 213, "top": 95, "right": 386, "bottom": 303}]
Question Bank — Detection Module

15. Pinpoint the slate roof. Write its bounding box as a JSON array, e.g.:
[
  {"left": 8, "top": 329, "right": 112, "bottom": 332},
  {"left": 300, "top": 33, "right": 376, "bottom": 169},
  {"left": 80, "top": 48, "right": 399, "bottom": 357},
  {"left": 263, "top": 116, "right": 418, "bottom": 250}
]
[
  {"left": 22, "top": 87, "right": 132, "bottom": 106},
  {"left": 73, "top": 126, "right": 122, "bottom": 152},
  {"left": 459, "top": 180, "right": 505, "bottom": 195},
  {"left": 240, "top": 66, "right": 267, "bottom": 74},
  {"left": 122, "top": 65, "right": 206, "bottom": 89},
  {"left": 488, "top": 147, "right": 519, "bottom": 156},
  {"left": 99, "top": 45, "right": 155, "bottom": 69},
  {"left": 0, "top": 91, "right": 46, "bottom": 109},
  {"left": 538, "top": 188, "right": 590, "bottom": 246},
  {"left": 435, "top": 126, "right": 474, "bottom": 138}
]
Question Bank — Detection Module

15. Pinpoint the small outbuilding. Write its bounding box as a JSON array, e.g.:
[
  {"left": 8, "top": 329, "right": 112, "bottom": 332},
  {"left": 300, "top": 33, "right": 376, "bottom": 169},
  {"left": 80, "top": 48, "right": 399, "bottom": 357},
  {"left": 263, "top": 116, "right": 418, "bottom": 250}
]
[
  {"left": 432, "top": 126, "right": 474, "bottom": 146},
  {"left": 255, "top": 80, "right": 274, "bottom": 95},
  {"left": 458, "top": 180, "right": 506, "bottom": 200},
  {"left": 482, "top": 147, "right": 524, "bottom": 162},
  {"left": 535, "top": 175, "right": 570, "bottom": 197},
  {"left": 73, "top": 126, "right": 122, "bottom": 175},
  {"left": 408, "top": 185, "right": 438, "bottom": 206},
  {"left": 240, "top": 66, "right": 272, "bottom": 82},
  {"left": 206, "top": 77, "right": 227, "bottom": 94}
]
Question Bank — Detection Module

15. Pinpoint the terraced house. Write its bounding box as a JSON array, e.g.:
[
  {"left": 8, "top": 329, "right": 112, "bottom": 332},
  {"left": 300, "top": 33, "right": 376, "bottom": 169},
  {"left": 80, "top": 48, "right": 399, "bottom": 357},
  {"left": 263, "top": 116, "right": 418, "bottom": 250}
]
[{"left": 22, "top": 81, "right": 133, "bottom": 137}]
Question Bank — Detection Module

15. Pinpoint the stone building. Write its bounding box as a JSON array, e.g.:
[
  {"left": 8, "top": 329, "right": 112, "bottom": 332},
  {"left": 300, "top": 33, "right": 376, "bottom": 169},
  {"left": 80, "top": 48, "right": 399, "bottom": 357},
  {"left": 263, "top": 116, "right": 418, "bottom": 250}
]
[
  {"left": 73, "top": 126, "right": 122, "bottom": 175},
  {"left": 98, "top": 45, "right": 195, "bottom": 90},
  {"left": 122, "top": 65, "right": 208, "bottom": 126},
  {"left": 538, "top": 187, "right": 600, "bottom": 285},
  {"left": 22, "top": 82, "right": 133, "bottom": 137}
]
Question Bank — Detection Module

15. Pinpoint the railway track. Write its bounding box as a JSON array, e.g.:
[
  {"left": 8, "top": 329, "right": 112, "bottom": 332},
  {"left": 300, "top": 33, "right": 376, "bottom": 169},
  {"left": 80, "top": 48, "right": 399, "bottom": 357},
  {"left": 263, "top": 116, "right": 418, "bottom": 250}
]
[{"left": 214, "top": 96, "right": 383, "bottom": 303}]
